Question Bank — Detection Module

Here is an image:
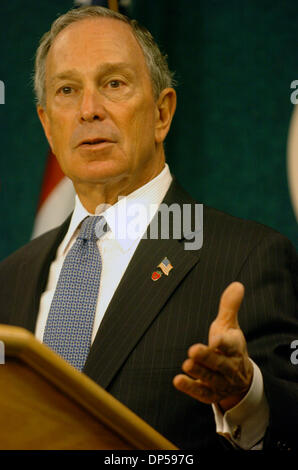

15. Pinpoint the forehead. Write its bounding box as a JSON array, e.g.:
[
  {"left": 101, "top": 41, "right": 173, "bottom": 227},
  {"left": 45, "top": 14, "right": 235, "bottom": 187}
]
[{"left": 46, "top": 17, "right": 149, "bottom": 78}]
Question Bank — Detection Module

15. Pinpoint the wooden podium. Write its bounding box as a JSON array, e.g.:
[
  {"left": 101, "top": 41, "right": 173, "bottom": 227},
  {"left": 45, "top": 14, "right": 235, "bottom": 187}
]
[{"left": 0, "top": 324, "right": 177, "bottom": 450}]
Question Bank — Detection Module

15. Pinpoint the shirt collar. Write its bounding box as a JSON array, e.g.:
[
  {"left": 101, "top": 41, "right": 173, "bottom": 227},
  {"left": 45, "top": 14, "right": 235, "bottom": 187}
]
[{"left": 60, "top": 163, "right": 173, "bottom": 255}]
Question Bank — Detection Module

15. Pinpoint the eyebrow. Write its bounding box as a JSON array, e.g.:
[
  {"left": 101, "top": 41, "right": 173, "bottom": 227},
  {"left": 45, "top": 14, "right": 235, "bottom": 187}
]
[{"left": 49, "top": 62, "right": 135, "bottom": 85}]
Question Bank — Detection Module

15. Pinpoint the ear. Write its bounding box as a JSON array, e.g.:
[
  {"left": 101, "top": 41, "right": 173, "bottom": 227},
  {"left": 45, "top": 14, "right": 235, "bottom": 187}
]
[
  {"left": 37, "top": 105, "right": 54, "bottom": 150},
  {"left": 154, "top": 88, "right": 177, "bottom": 144}
]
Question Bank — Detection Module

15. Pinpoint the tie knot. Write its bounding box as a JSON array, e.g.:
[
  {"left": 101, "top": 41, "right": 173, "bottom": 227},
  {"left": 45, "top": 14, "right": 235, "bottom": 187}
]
[{"left": 78, "top": 216, "right": 108, "bottom": 241}]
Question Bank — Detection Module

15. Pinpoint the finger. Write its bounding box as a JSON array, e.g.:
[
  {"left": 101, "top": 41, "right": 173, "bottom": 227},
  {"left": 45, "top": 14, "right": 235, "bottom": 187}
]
[
  {"left": 182, "top": 358, "right": 229, "bottom": 389},
  {"left": 173, "top": 374, "right": 220, "bottom": 404},
  {"left": 208, "top": 329, "right": 245, "bottom": 355},
  {"left": 182, "top": 357, "right": 246, "bottom": 390},
  {"left": 189, "top": 334, "right": 242, "bottom": 361},
  {"left": 187, "top": 345, "right": 236, "bottom": 375},
  {"left": 214, "top": 282, "right": 245, "bottom": 330},
  {"left": 187, "top": 341, "right": 249, "bottom": 383}
]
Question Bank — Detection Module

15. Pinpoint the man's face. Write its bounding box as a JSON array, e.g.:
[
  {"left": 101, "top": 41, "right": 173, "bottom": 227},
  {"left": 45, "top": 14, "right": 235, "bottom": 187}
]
[{"left": 38, "top": 18, "right": 168, "bottom": 193}]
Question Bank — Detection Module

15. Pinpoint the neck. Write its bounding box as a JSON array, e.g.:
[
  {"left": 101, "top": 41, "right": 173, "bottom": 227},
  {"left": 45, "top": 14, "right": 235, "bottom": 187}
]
[{"left": 74, "top": 156, "right": 166, "bottom": 214}]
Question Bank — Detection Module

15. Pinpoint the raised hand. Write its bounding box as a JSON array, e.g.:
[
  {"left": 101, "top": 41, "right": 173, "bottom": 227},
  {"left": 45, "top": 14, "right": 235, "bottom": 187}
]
[{"left": 173, "top": 282, "right": 253, "bottom": 412}]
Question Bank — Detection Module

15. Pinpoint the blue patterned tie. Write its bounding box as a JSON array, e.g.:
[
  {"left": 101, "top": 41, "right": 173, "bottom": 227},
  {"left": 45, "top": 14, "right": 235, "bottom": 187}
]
[{"left": 43, "top": 216, "right": 107, "bottom": 371}]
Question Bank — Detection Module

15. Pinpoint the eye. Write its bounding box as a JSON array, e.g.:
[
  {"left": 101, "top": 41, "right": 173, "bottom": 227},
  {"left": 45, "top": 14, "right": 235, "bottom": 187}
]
[
  {"left": 58, "top": 86, "right": 73, "bottom": 95},
  {"left": 108, "top": 80, "right": 123, "bottom": 89}
]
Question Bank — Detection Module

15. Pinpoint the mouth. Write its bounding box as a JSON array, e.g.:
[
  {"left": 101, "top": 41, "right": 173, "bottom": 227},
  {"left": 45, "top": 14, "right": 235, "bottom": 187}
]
[{"left": 79, "top": 138, "right": 113, "bottom": 147}]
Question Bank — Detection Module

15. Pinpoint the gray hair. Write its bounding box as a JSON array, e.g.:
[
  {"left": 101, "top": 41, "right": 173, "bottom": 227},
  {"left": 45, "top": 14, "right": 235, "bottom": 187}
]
[{"left": 34, "top": 6, "right": 175, "bottom": 107}]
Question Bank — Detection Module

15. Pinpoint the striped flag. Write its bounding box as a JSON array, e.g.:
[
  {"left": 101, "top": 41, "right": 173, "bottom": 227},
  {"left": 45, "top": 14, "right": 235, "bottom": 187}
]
[
  {"left": 32, "top": 151, "right": 75, "bottom": 238},
  {"left": 32, "top": 0, "right": 131, "bottom": 238},
  {"left": 158, "top": 258, "right": 173, "bottom": 276}
]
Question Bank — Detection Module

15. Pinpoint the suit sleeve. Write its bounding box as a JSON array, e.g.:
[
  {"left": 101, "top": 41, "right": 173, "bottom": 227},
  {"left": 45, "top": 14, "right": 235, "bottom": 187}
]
[{"left": 235, "top": 230, "right": 298, "bottom": 450}]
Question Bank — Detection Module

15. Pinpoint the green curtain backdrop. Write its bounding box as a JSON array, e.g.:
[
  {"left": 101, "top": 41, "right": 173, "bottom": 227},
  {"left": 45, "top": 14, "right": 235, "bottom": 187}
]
[{"left": 0, "top": 0, "right": 297, "bottom": 261}]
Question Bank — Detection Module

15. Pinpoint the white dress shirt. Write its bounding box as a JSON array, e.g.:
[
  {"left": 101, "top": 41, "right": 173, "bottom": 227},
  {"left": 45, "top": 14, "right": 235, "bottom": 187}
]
[{"left": 35, "top": 162, "right": 269, "bottom": 449}]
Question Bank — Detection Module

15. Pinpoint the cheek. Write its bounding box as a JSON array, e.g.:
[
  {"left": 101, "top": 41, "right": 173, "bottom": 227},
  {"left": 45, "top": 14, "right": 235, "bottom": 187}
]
[
  {"left": 49, "top": 116, "right": 72, "bottom": 154},
  {"left": 127, "top": 104, "right": 156, "bottom": 148}
]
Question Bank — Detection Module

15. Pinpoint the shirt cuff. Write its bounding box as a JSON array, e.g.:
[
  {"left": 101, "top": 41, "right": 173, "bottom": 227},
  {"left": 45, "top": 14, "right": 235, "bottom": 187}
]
[{"left": 212, "top": 359, "right": 269, "bottom": 450}]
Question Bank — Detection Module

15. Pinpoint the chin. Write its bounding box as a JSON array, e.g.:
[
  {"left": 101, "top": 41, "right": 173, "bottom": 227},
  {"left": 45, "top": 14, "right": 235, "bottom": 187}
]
[{"left": 72, "top": 161, "right": 129, "bottom": 184}]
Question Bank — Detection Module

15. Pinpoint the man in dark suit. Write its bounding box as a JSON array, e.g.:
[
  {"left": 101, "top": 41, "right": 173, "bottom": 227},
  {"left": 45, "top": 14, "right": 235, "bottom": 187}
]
[{"left": 0, "top": 6, "right": 297, "bottom": 450}]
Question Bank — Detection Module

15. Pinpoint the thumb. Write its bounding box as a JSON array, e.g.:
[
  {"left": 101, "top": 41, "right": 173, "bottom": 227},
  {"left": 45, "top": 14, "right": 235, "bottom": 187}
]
[{"left": 214, "top": 281, "right": 245, "bottom": 330}]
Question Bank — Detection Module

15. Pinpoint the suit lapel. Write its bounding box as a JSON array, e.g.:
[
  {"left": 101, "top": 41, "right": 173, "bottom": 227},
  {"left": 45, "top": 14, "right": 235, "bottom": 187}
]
[
  {"left": 11, "top": 217, "right": 71, "bottom": 333},
  {"left": 84, "top": 179, "right": 202, "bottom": 388},
  {"left": 10, "top": 178, "right": 201, "bottom": 390}
]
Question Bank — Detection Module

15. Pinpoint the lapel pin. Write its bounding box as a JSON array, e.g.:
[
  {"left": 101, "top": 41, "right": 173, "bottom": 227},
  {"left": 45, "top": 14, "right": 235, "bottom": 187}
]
[
  {"left": 158, "top": 257, "right": 173, "bottom": 276},
  {"left": 151, "top": 257, "right": 173, "bottom": 281},
  {"left": 151, "top": 268, "right": 163, "bottom": 281}
]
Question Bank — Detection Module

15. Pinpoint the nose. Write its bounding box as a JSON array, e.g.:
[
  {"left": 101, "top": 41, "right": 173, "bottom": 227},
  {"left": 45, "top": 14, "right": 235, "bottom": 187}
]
[{"left": 80, "top": 88, "right": 107, "bottom": 122}]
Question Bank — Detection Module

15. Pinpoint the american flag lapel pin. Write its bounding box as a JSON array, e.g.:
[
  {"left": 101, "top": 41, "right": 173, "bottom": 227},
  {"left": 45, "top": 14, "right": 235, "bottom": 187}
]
[
  {"left": 158, "top": 257, "right": 173, "bottom": 276},
  {"left": 152, "top": 257, "right": 173, "bottom": 281}
]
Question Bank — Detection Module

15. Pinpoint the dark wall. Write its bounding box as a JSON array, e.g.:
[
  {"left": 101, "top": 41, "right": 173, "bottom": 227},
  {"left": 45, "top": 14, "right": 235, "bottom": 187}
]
[
  {"left": 0, "top": 0, "right": 74, "bottom": 259},
  {"left": 0, "top": 0, "right": 297, "bottom": 261},
  {"left": 132, "top": 0, "right": 298, "bottom": 248}
]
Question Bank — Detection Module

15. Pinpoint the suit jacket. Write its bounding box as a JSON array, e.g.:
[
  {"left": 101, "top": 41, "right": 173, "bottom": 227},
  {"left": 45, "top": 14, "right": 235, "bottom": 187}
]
[{"left": 0, "top": 178, "right": 298, "bottom": 450}]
